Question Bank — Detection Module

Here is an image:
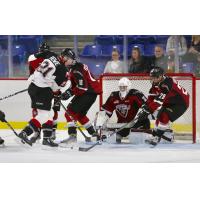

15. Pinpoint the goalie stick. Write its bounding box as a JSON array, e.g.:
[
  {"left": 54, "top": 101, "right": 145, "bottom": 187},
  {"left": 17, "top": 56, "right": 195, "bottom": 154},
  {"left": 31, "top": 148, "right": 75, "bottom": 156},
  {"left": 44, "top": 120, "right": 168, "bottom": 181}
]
[
  {"left": 79, "top": 115, "right": 141, "bottom": 152},
  {"left": 0, "top": 89, "right": 28, "bottom": 101},
  {"left": 60, "top": 102, "right": 91, "bottom": 142}
]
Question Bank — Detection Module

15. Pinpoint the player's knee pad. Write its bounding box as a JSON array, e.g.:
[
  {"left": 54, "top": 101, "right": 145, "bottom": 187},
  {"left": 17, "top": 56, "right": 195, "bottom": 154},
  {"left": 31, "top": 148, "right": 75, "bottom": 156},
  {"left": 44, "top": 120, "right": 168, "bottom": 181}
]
[
  {"left": 128, "top": 131, "right": 149, "bottom": 144},
  {"left": 35, "top": 109, "right": 53, "bottom": 125},
  {"left": 105, "top": 131, "right": 116, "bottom": 144}
]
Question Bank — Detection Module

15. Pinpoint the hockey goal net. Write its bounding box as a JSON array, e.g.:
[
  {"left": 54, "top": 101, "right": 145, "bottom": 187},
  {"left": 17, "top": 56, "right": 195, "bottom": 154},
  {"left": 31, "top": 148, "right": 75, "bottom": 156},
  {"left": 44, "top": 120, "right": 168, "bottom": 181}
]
[{"left": 100, "top": 73, "right": 196, "bottom": 143}]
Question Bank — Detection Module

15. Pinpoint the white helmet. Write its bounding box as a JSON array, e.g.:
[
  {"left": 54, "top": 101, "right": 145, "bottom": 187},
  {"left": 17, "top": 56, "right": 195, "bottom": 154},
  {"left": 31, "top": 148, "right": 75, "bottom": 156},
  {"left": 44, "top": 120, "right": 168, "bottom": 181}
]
[{"left": 118, "top": 77, "right": 131, "bottom": 99}]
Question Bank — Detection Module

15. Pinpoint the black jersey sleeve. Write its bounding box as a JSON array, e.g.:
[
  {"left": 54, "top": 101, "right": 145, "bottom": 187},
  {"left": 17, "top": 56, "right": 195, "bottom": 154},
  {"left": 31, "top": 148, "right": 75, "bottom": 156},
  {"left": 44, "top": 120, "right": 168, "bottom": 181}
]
[
  {"left": 159, "top": 76, "right": 173, "bottom": 94},
  {"left": 54, "top": 65, "right": 68, "bottom": 86}
]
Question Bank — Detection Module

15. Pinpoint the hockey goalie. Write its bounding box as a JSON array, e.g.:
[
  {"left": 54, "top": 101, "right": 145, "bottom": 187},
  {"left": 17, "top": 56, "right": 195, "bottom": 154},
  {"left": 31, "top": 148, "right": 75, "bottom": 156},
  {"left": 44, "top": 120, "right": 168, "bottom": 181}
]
[{"left": 95, "top": 77, "right": 151, "bottom": 144}]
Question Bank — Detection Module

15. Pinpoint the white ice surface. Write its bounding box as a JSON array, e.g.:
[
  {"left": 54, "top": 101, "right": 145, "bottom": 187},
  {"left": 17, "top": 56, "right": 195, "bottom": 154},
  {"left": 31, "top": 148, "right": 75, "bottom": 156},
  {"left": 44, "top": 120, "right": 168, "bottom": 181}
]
[{"left": 1, "top": 129, "right": 200, "bottom": 163}]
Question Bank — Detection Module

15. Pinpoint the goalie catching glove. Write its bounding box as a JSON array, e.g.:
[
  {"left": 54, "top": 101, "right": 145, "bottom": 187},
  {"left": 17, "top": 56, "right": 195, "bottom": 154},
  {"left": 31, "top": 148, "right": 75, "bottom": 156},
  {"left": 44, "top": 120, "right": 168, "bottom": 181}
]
[
  {"left": 60, "top": 89, "right": 73, "bottom": 100},
  {"left": 0, "top": 110, "right": 6, "bottom": 122},
  {"left": 136, "top": 105, "right": 151, "bottom": 123}
]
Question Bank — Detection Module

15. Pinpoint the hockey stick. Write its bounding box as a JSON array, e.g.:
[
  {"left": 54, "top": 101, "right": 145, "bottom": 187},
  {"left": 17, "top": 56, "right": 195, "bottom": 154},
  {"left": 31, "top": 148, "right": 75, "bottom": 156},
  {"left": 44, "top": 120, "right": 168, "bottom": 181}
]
[
  {"left": 3, "top": 119, "right": 25, "bottom": 144},
  {"left": 79, "top": 116, "right": 140, "bottom": 152},
  {"left": 0, "top": 89, "right": 28, "bottom": 101},
  {"left": 60, "top": 102, "right": 91, "bottom": 142},
  {"left": 130, "top": 128, "right": 172, "bottom": 142}
]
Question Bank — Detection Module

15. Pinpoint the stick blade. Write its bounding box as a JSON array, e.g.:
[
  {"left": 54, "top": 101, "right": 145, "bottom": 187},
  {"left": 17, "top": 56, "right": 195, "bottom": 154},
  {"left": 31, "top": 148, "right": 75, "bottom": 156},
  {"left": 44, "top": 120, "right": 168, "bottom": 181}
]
[{"left": 79, "top": 147, "right": 90, "bottom": 152}]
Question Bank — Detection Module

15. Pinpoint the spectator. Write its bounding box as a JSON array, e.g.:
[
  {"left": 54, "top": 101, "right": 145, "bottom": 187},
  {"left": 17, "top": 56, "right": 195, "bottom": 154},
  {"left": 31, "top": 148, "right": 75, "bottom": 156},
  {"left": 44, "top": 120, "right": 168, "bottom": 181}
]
[
  {"left": 166, "top": 35, "right": 187, "bottom": 56},
  {"left": 149, "top": 45, "right": 168, "bottom": 72},
  {"left": 195, "top": 54, "right": 200, "bottom": 77},
  {"left": 128, "top": 46, "right": 150, "bottom": 73},
  {"left": 190, "top": 35, "right": 200, "bottom": 53},
  {"left": 181, "top": 36, "right": 200, "bottom": 71},
  {"left": 104, "top": 49, "right": 125, "bottom": 73}
]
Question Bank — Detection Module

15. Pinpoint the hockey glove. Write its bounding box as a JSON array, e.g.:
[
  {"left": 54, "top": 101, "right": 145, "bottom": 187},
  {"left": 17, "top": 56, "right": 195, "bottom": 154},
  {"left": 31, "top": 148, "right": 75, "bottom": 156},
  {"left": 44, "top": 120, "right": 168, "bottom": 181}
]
[
  {"left": 53, "top": 90, "right": 62, "bottom": 111},
  {"left": 136, "top": 105, "right": 151, "bottom": 123},
  {"left": 60, "top": 89, "right": 73, "bottom": 101},
  {"left": 0, "top": 110, "right": 6, "bottom": 122}
]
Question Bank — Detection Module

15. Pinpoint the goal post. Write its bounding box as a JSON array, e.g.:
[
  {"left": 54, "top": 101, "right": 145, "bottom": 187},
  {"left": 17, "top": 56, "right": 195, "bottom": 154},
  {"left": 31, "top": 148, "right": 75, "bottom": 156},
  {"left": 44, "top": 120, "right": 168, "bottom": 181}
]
[{"left": 99, "top": 73, "right": 196, "bottom": 143}]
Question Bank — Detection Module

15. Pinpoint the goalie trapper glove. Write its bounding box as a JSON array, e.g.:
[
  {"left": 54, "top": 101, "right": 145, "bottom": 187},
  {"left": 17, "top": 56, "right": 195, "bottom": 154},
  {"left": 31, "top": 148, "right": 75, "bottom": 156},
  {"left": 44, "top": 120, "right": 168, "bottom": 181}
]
[
  {"left": 0, "top": 110, "right": 6, "bottom": 122},
  {"left": 60, "top": 89, "right": 73, "bottom": 100},
  {"left": 137, "top": 105, "right": 151, "bottom": 122}
]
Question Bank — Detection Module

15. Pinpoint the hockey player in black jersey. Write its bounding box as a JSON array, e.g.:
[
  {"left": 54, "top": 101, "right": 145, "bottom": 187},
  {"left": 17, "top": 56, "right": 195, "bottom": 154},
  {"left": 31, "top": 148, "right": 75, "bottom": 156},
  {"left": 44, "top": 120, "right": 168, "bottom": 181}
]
[{"left": 18, "top": 50, "right": 68, "bottom": 147}]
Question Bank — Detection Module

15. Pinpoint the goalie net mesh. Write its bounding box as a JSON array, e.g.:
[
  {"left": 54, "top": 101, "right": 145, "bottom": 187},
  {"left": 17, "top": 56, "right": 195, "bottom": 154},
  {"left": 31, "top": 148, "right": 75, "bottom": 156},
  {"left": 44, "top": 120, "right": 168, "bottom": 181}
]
[{"left": 100, "top": 73, "right": 196, "bottom": 143}]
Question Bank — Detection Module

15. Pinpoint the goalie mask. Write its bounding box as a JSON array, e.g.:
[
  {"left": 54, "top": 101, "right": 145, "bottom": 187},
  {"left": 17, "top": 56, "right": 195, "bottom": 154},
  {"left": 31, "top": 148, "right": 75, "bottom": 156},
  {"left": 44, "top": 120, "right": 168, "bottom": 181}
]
[{"left": 118, "top": 77, "right": 131, "bottom": 99}]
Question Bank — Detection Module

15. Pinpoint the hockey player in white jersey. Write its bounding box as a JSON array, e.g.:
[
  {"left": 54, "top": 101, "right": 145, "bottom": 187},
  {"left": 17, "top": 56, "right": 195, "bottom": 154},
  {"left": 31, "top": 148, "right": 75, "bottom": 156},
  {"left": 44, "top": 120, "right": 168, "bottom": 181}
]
[{"left": 18, "top": 51, "right": 68, "bottom": 147}]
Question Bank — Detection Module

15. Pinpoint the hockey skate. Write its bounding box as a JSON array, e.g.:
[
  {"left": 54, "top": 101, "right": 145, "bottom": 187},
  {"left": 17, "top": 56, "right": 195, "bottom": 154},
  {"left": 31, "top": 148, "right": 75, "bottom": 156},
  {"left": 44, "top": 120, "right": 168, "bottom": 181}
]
[
  {"left": 51, "top": 131, "right": 56, "bottom": 141},
  {"left": 42, "top": 138, "right": 58, "bottom": 147},
  {"left": 29, "top": 132, "right": 41, "bottom": 144},
  {"left": 18, "top": 131, "right": 32, "bottom": 146},
  {"left": 51, "top": 124, "right": 57, "bottom": 140}
]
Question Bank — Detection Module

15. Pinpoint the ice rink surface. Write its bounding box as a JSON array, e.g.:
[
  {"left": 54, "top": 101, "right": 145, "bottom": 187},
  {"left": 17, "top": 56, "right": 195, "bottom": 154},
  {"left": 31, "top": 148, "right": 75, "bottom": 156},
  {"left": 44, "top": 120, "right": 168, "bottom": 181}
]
[{"left": 1, "top": 129, "right": 200, "bottom": 163}]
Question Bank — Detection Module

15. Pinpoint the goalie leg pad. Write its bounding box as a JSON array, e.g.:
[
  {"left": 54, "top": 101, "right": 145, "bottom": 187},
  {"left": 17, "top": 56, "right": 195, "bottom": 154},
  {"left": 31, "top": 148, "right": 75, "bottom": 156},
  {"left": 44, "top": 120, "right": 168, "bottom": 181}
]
[
  {"left": 159, "top": 131, "right": 174, "bottom": 144},
  {"left": 104, "top": 131, "right": 116, "bottom": 144},
  {"left": 128, "top": 132, "right": 149, "bottom": 144}
]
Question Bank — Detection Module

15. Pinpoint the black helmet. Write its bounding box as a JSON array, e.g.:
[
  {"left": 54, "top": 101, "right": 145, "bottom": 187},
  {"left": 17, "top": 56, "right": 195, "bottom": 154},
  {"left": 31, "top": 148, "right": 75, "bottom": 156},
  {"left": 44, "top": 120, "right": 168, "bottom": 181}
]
[
  {"left": 150, "top": 67, "right": 164, "bottom": 78},
  {"left": 39, "top": 42, "right": 50, "bottom": 52},
  {"left": 61, "top": 48, "right": 76, "bottom": 60}
]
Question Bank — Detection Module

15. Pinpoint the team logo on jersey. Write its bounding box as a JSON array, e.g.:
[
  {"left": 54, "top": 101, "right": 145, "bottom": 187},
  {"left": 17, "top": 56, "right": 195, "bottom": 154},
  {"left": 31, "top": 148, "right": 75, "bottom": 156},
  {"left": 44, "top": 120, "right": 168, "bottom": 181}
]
[{"left": 116, "top": 104, "right": 130, "bottom": 118}]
